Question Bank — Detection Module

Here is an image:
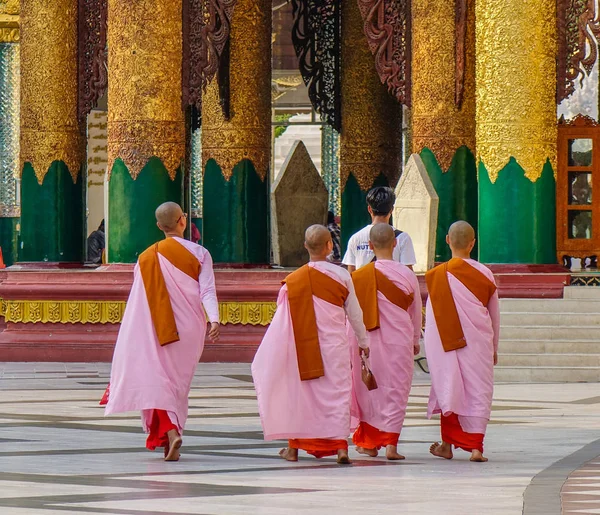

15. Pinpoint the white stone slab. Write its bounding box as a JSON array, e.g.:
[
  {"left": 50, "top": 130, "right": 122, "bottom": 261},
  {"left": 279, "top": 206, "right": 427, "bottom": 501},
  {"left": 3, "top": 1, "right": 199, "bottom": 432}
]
[{"left": 393, "top": 153, "right": 439, "bottom": 272}]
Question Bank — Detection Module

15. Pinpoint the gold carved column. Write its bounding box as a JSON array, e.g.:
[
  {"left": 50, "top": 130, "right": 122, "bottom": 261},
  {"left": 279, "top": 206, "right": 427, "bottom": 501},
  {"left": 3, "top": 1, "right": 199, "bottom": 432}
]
[
  {"left": 201, "top": 0, "right": 271, "bottom": 264},
  {"left": 411, "top": 0, "right": 477, "bottom": 261},
  {"left": 19, "top": 0, "right": 84, "bottom": 262},
  {"left": 107, "top": 0, "right": 185, "bottom": 263},
  {"left": 476, "top": 0, "right": 557, "bottom": 263},
  {"left": 411, "top": 0, "right": 475, "bottom": 170},
  {"left": 340, "top": 0, "right": 402, "bottom": 246}
]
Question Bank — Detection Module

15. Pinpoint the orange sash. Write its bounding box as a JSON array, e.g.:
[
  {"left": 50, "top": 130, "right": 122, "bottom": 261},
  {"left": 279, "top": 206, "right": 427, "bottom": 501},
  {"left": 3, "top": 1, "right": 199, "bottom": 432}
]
[
  {"left": 352, "top": 262, "right": 414, "bottom": 331},
  {"left": 139, "top": 238, "right": 201, "bottom": 346},
  {"left": 425, "top": 258, "right": 496, "bottom": 352},
  {"left": 284, "top": 264, "right": 349, "bottom": 381}
]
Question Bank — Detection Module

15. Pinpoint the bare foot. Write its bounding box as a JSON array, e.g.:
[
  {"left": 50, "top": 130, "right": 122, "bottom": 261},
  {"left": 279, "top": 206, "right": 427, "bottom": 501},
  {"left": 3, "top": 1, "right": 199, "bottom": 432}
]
[
  {"left": 279, "top": 448, "right": 298, "bottom": 462},
  {"left": 337, "top": 449, "right": 351, "bottom": 464},
  {"left": 429, "top": 441, "right": 453, "bottom": 460},
  {"left": 355, "top": 446, "right": 378, "bottom": 457},
  {"left": 470, "top": 450, "right": 488, "bottom": 462},
  {"left": 164, "top": 429, "right": 182, "bottom": 462},
  {"left": 385, "top": 445, "right": 405, "bottom": 461}
]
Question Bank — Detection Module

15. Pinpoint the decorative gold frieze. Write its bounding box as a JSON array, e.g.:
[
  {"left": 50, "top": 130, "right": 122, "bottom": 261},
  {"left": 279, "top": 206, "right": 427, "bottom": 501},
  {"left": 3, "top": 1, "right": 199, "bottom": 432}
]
[
  {"left": 411, "top": 0, "right": 475, "bottom": 170},
  {"left": 1, "top": 299, "right": 277, "bottom": 326},
  {"left": 107, "top": 0, "right": 184, "bottom": 180},
  {"left": 476, "top": 0, "right": 557, "bottom": 182},
  {"left": 20, "top": 0, "right": 83, "bottom": 183},
  {"left": 4, "top": 300, "right": 125, "bottom": 324},
  {"left": 0, "top": 19, "right": 18, "bottom": 42},
  {"left": 339, "top": 0, "right": 401, "bottom": 191},
  {"left": 201, "top": 0, "right": 271, "bottom": 181}
]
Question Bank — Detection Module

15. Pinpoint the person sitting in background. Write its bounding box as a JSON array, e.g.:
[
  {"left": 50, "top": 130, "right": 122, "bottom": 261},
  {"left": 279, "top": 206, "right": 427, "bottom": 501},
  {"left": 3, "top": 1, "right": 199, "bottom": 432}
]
[
  {"left": 327, "top": 211, "right": 341, "bottom": 261},
  {"left": 87, "top": 220, "right": 105, "bottom": 264}
]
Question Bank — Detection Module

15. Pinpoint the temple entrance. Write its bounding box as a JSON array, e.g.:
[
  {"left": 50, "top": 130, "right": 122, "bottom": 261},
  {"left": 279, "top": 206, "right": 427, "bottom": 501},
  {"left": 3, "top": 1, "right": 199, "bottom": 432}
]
[{"left": 557, "top": 115, "right": 600, "bottom": 268}]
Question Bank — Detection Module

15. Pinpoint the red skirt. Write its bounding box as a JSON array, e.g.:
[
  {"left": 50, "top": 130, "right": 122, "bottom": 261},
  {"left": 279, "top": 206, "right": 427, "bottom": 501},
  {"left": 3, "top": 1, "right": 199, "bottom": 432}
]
[
  {"left": 288, "top": 438, "right": 348, "bottom": 458},
  {"left": 441, "top": 413, "right": 484, "bottom": 453},
  {"left": 145, "top": 409, "right": 178, "bottom": 451},
  {"left": 352, "top": 421, "right": 399, "bottom": 449}
]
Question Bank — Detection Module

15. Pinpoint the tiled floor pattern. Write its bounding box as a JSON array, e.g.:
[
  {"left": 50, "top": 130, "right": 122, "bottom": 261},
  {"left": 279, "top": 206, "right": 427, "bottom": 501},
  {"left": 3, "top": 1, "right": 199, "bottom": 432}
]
[
  {"left": 563, "top": 457, "right": 600, "bottom": 514},
  {"left": 0, "top": 363, "right": 600, "bottom": 514}
]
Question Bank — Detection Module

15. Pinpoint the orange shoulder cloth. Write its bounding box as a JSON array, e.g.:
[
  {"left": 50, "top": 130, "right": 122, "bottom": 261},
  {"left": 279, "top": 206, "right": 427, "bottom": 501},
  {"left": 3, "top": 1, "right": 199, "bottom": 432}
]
[
  {"left": 352, "top": 262, "right": 414, "bottom": 331},
  {"left": 283, "top": 264, "right": 349, "bottom": 381},
  {"left": 138, "top": 238, "right": 201, "bottom": 346},
  {"left": 425, "top": 258, "right": 496, "bottom": 352}
]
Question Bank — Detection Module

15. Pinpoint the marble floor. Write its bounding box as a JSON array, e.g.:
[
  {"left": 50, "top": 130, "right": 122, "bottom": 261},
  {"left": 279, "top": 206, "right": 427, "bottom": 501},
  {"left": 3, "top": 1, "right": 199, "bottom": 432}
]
[{"left": 0, "top": 363, "right": 599, "bottom": 514}]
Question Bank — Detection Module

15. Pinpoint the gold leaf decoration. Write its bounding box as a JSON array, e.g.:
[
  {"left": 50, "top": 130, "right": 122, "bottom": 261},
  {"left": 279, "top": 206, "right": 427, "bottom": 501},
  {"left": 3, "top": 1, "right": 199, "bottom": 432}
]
[
  {"left": 411, "top": 0, "right": 476, "bottom": 171},
  {"left": 339, "top": 0, "right": 402, "bottom": 191},
  {"left": 1, "top": 300, "right": 276, "bottom": 326},
  {"left": 107, "top": 0, "right": 185, "bottom": 180},
  {"left": 475, "top": 0, "right": 557, "bottom": 182},
  {"left": 201, "top": 0, "right": 271, "bottom": 181},
  {"left": 20, "top": 0, "right": 84, "bottom": 183}
]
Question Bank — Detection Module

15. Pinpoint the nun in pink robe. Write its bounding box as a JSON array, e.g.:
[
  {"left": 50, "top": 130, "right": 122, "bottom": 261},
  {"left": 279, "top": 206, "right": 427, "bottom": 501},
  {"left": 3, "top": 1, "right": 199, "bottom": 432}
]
[
  {"left": 349, "top": 260, "right": 422, "bottom": 452},
  {"left": 105, "top": 237, "right": 219, "bottom": 452},
  {"left": 424, "top": 258, "right": 500, "bottom": 453},
  {"left": 251, "top": 261, "right": 368, "bottom": 458}
]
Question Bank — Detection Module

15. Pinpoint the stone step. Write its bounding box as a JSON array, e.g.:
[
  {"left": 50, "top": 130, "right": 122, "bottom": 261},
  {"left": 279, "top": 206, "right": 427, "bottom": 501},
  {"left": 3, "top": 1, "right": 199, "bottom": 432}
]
[
  {"left": 494, "top": 366, "right": 600, "bottom": 383},
  {"left": 500, "top": 298, "right": 600, "bottom": 313},
  {"left": 500, "top": 340, "right": 600, "bottom": 354},
  {"left": 564, "top": 286, "right": 600, "bottom": 300},
  {"left": 498, "top": 353, "right": 600, "bottom": 367},
  {"left": 500, "top": 325, "right": 600, "bottom": 341},
  {"left": 500, "top": 312, "right": 600, "bottom": 326}
]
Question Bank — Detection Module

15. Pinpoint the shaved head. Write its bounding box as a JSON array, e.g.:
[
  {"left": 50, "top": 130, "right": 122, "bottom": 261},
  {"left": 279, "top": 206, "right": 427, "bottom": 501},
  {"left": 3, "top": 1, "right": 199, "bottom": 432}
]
[
  {"left": 155, "top": 202, "right": 183, "bottom": 232},
  {"left": 370, "top": 223, "right": 395, "bottom": 250},
  {"left": 448, "top": 221, "right": 475, "bottom": 250},
  {"left": 305, "top": 224, "right": 332, "bottom": 254}
]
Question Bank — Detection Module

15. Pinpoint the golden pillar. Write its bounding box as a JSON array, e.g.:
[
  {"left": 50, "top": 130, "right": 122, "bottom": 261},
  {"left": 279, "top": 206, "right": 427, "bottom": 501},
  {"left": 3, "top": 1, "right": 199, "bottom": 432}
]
[
  {"left": 411, "top": 0, "right": 477, "bottom": 261},
  {"left": 201, "top": 0, "right": 271, "bottom": 264},
  {"left": 476, "top": 0, "right": 557, "bottom": 263},
  {"left": 411, "top": 0, "right": 475, "bottom": 170},
  {"left": 340, "top": 0, "right": 402, "bottom": 246},
  {"left": 19, "top": 0, "right": 84, "bottom": 262},
  {"left": 107, "top": 0, "right": 185, "bottom": 262}
]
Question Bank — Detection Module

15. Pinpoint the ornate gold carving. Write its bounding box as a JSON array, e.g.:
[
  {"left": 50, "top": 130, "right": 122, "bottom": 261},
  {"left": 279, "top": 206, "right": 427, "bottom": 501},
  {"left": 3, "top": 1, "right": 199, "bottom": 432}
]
[
  {"left": 20, "top": 0, "right": 83, "bottom": 183},
  {"left": 340, "top": 0, "right": 401, "bottom": 191},
  {"left": 411, "top": 0, "right": 475, "bottom": 171},
  {"left": 201, "top": 0, "right": 271, "bottom": 181},
  {"left": 1, "top": 299, "right": 276, "bottom": 326},
  {"left": 4, "top": 300, "right": 126, "bottom": 324},
  {"left": 0, "top": 19, "right": 19, "bottom": 42},
  {"left": 107, "top": 0, "right": 185, "bottom": 180},
  {"left": 108, "top": 121, "right": 184, "bottom": 180},
  {"left": 219, "top": 301, "right": 276, "bottom": 326},
  {"left": 475, "top": 0, "right": 557, "bottom": 182},
  {"left": 0, "top": 0, "right": 19, "bottom": 15}
]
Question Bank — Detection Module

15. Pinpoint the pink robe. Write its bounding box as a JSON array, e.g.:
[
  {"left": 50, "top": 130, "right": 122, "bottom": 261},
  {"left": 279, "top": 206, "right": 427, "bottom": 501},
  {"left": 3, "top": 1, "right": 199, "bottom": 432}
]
[
  {"left": 105, "top": 237, "right": 219, "bottom": 434},
  {"left": 350, "top": 260, "right": 422, "bottom": 434},
  {"left": 424, "top": 258, "right": 500, "bottom": 434},
  {"left": 251, "top": 261, "right": 368, "bottom": 441}
]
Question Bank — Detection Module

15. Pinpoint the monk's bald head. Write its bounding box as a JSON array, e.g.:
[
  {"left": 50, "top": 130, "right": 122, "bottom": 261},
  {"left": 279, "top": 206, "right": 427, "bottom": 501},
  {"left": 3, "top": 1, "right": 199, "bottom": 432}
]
[
  {"left": 370, "top": 223, "right": 395, "bottom": 250},
  {"left": 448, "top": 221, "right": 475, "bottom": 250},
  {"left": 156, "top": 202, "right": 183, "bottom": 232},
  {"left": 304, "top": 224, "right": 332, "bottom": 255}
]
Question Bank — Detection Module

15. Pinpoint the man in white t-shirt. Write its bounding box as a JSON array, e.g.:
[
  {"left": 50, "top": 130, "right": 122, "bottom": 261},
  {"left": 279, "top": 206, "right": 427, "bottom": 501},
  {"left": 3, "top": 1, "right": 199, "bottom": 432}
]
[{"left": 342, "top": 186, "right": 416, "bottom": 272}]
